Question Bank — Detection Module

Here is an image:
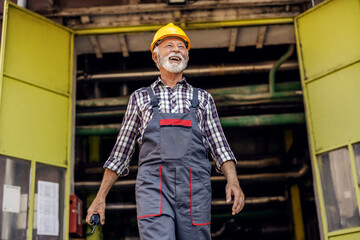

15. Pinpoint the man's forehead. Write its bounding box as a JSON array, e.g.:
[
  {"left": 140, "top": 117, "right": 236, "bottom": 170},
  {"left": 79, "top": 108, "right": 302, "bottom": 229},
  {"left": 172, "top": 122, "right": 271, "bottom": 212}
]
[{"left": 159, "top": 37, "right": 186, "bottom": 46}]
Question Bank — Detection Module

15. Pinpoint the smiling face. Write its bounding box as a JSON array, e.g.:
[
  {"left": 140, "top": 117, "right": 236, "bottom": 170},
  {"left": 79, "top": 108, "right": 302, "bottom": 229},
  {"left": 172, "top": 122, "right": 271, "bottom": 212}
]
[{"left": 152, "top": 38, "right": 189, "bottom": 74}]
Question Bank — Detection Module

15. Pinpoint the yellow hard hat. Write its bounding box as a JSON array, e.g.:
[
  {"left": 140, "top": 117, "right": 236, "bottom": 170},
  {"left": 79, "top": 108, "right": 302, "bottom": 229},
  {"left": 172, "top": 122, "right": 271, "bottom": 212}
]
[{"left": 150, "top": 23, "right": 191, "bottom": 53}]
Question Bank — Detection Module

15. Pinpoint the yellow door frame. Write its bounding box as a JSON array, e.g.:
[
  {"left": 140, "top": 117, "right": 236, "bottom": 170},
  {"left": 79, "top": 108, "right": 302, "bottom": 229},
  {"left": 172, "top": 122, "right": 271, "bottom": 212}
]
[
  {"left": 0, "top": 1, "right": 74, "bottom": 239},
  {"left": 0, "top": 1, "right": 298, "bottom": 240},
  {"left": 295, "top": 0, "right": 360, "bottom": 239}
]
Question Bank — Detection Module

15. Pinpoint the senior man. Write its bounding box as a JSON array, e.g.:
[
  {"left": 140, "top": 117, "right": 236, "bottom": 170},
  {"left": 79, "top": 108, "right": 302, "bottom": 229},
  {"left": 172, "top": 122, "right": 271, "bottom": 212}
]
[{"left": 86, "top": 23, "right": 245, "bottom": 239}]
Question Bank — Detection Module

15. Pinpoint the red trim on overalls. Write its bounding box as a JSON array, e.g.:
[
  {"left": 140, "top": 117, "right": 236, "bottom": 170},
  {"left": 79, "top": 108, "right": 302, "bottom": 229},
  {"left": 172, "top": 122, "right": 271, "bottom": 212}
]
[
  {"left": 160, "top": 119, "right": 192, "bottom": 127},
  {"left": 189, "top": 167, "right": 211, "bottom": 226},
  {"left": 137, "top": 165, "right": 163, "bottom": 220}
]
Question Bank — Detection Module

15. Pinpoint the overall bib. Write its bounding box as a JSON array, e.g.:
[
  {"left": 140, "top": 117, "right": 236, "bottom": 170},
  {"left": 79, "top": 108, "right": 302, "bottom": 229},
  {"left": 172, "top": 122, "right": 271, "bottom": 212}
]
[{"left": 136, "top": 86, "right": 212, "bottom": 240}]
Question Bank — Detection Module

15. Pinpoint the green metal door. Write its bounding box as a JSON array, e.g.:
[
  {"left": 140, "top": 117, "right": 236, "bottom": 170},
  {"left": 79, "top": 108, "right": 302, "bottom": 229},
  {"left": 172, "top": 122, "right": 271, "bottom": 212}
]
[
  {"left": 0, "top": 2, "right": 74, "bottom": 240},
  {"left": 295, "top": 0, "right": 360, "bottom": 239}
]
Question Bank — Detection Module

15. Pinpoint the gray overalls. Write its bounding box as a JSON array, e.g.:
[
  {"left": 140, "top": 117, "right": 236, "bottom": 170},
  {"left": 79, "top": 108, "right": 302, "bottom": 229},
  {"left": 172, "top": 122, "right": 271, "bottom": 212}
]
[{"left": 136, "top": 86, "right": 212, "bottom": 240}]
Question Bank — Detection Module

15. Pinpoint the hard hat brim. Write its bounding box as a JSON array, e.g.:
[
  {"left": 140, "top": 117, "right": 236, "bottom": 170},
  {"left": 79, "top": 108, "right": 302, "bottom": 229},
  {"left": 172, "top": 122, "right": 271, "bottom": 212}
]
[{"left": 151, "top": 34, "right": 191, "bottom": 53}]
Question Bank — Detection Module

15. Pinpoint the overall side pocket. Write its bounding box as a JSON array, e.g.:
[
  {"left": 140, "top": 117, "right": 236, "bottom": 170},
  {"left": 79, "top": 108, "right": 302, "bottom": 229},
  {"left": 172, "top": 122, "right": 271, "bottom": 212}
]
[
  {"left": 136, "top": 165, "right": 163, "bottom": 220},
  {"left": 189, "top": 168, "right": 211, "bottom": 225}
]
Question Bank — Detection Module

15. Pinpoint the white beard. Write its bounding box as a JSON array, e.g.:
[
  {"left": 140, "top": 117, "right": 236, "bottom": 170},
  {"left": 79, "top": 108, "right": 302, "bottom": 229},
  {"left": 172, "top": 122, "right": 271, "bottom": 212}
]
[{"left": 158, "top": 52, "right": 188, "bottom": 73}]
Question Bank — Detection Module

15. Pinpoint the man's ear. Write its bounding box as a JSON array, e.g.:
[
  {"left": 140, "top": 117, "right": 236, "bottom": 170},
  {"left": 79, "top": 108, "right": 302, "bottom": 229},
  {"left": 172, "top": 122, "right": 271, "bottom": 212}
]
[{"left": 152, "top": 52, "right": 158, "bottom": 64}]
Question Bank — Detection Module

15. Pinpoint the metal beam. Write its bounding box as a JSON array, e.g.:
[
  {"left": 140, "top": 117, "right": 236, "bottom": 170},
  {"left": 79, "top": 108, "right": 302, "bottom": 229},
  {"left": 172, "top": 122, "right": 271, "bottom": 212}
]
[
  {"left": 89, "top": 36, "right": 103, "bottom": 58},
  {"left": 75, "top": 165, "right": 308, "bottom": 189},
  {"left": 80, "top": 15, "right": 103, "bottom": 58},
  {"left": 104, "top": 195, "right": 287, "bottom": 211},
  {"left": 75, "top": 89, "right": 301, "bottom": 109},
  {"left": 76, "top": 124, "right": 121, "bottom": 135},
  {"left": 290, "top": 185, "right": 306, "bottom": 240},
  {"left": 80, "top": 15, "right": 91, "bottom": 24},
  {"left": 75, "top": 113, "right": 305, "bottom": 135},
  {"left": 77, "top": 97, "right": 129, "bottom": 107},
  {"left": 84, "top": 157, "right": 281, "bottom": 175},
  {"left": 118, "top": 34, "right": 129, "bottom": 57},
  {"left": 211, "top": 209, "right": 287, "bottom": 220},
  {"left": 213, "top": 164, "right": 308, "bottom": 181},
  {"left": 47, "top": 1, "right": 308, "bottom": 17},
  {"left": 220, "top": 113, "right": 305, "bottom": 127},
  {"left": 208, "top": 82, "right": 301, "bottom": 96},
  {"left": 216, "top": 157, "right": 281, "bottom": 168},
  {"left": 256, "top": 26, "right": 267, "bottom": 49},
  {"left": 77, "top": 110, "right": 126, "bottom": 118},
  {"left": 228, "top": 28, "right": 238, "bottom": 52},
  {"left": 77, "top": 61, "right": 298, "bottom": 81},
  {"left": 73, "top": 18, "right": 294, "bottom": 35}
]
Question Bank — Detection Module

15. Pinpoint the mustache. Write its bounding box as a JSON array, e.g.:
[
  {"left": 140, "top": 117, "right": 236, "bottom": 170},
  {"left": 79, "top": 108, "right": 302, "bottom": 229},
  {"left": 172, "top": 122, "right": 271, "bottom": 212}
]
[{"left": 167, "top": 52, "right": 186, "bottom": 61}]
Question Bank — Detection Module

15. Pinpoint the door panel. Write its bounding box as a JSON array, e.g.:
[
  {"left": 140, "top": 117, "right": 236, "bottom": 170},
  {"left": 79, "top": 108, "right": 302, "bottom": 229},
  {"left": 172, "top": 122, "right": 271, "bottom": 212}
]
[
  {"left": 0, "top": 76, "right": 69, "bottom": 165},
  {"left": 296, "top": 0, "right": 360, "bottom": 80},
  {"left": 0, "top": 2, "right": 74, "bottom": 166},
  {"left": 0, "top": 2, "right": 74, "bottom": 240},
  {"left": 295, "top": 0, "right": 360, "bottom": 239},
  {"left": 4, "top": 5, "right": 72, "bottom": 94},
  {"left": 306, "top": 63, "right": 360, "bottom": 152}
]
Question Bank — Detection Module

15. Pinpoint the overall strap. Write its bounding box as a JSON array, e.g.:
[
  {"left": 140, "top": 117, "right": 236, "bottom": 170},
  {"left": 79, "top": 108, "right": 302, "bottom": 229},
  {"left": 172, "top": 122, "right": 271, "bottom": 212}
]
[
  {"left": 191, "top": 87, "right": 199, "bottom": 108},
  {"left": 146, "top": 86, "right": 159, "bottom": 108}
]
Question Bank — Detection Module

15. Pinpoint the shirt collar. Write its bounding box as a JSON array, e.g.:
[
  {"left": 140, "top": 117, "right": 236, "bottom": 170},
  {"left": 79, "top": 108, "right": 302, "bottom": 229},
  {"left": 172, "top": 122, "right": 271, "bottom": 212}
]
[{"left": 152, "top": 77, "right": 189, "bottom": 89}]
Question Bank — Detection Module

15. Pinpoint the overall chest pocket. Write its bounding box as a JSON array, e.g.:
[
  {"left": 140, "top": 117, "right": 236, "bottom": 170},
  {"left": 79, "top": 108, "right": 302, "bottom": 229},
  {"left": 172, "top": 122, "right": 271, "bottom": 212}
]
[{"left": 160, "top": 119, "right": 192, "bottom": 159}]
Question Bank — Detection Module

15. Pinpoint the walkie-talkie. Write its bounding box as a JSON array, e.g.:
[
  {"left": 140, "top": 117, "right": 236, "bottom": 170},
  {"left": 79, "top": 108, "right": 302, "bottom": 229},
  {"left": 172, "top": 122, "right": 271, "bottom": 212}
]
[{"left": 90, "top": 214, "right": 100, "bottom": 234}]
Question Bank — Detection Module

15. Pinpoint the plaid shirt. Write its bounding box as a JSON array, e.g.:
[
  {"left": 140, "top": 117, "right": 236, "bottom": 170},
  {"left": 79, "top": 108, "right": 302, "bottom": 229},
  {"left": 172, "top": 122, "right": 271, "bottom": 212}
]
[{"left": 104, "top": 77, "right": 236, "bottom": 176}]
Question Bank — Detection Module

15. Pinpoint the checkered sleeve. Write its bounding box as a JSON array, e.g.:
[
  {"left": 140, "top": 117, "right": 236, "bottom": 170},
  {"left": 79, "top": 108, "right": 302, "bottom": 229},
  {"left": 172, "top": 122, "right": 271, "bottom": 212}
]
[
  {"left": 203, "top": 92, "right": 237, "bottom": 173},
  {"left": 103, "top": 92, "right": 140, "bottom": 176}
]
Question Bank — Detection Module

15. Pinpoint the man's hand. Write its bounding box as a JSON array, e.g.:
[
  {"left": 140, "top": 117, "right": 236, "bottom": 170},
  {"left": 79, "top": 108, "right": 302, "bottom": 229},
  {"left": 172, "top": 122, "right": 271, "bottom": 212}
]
[
  {"left": 86, "top": 196, "right": 106, "bottom": 225},
  {"left": 225, "top": 180, "right": 245, "bottom": 215},
  {"left": 221, "top": 160, "right": 245, "bottom": 215},
  {"left": 85, "top": 168, "right": 119, "bottom": 226}
]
